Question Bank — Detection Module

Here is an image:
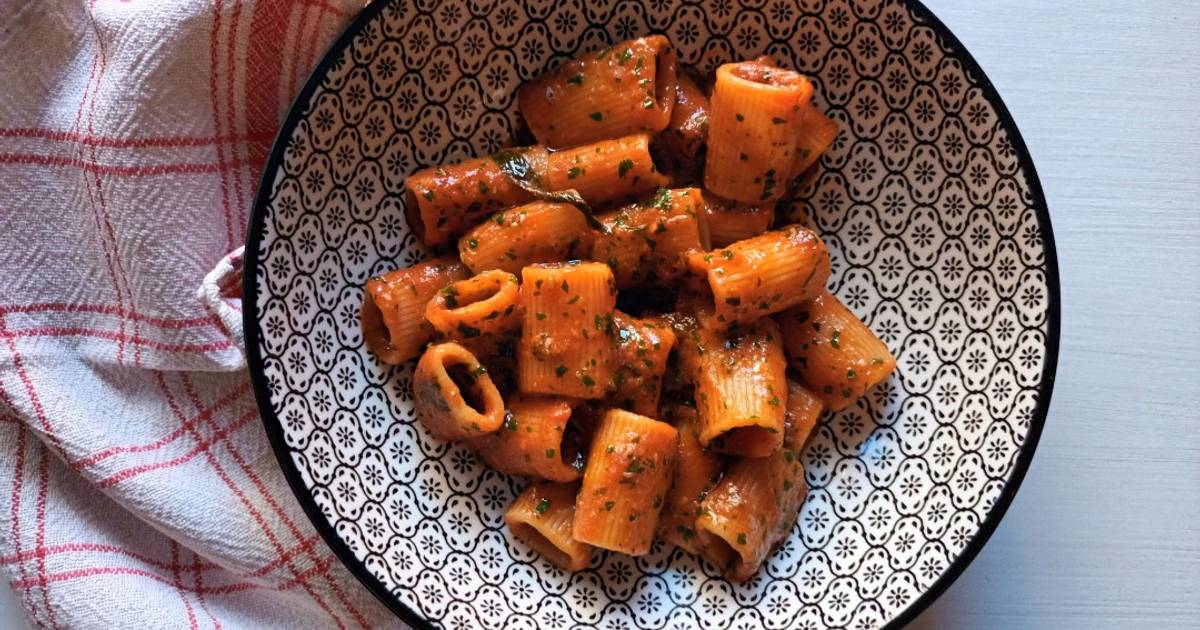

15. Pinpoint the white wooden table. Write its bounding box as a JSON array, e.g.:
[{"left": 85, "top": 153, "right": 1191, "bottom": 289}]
[{"left": 3, "top": 1, "right": 1198, "bottom": 628}]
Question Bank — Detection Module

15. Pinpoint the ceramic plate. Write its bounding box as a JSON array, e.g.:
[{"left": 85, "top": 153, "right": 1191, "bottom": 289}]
[{"left": 244, "top": 1, "right": 1060, "bottom": 628}]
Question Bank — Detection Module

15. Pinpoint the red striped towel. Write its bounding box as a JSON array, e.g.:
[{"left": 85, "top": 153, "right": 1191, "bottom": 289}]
[{"left": 0, "top": 1, "right": 401, "bottom": 627}]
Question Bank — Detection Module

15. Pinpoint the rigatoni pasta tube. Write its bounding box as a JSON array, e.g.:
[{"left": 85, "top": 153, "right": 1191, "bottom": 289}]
[
  {"left": 412, "top": 342, "right": 505, "bottom": 440},
  {"left": 425, "top": 270, "right": 523, "bottom": 343},
  {"left": 704, "top": 61, "right": 813, "bottom": 203},
  {"left": 694, "top": 380, "right": 816, "bottom": 581},
  {"left": 469, "top": 394, "right": 583, "bottom": 482},
  {"left": 688, "top": 224, "right": 830, "bottom": 326},
  {"left": 693, "top": 318, "right": 788, "bottom": 457},
  {"left": 506, "top": 481, "right": 593, "bottom": 571},
  {"left": 660, "top": 71, "right": 710, "bottom": 174},
  {"left": 791, "top": 102, "right": 838, "bottom": 180},
  {"left": 701, "top": 191, "right": 775, "bottom": 248},
  {"left": 518, "top": 263, "right": 617, "bottom": 399},
  {"left": 404, "top": 147, "right": 548, "bottom": 246},
  {"left": 657, "top": 405, "right": 723, "bottom": 555},
  {"left": 591, "top": 188, "right": 707, "bottom": 288},
  {"left": 545, "top": 134, "right": 670, "bottom": 209},
  {"left": 776, "top": 291, "right": 897, "bottom": 411},
  {"left": 361, "top": 257, "right": 469, "bottom": 364},
  {"left": 573, "top": 409, "right": 678, "bottom": 555},
  {"left": 518, "top": 36, "right": 677, "bottom": 149},
  {"left": 608, "top": 312, "right": 677, "bottom": 417},
  {"left": 458, "top": 202, "right": 590, "bottom": 275},
  {"left": 783, "top": 379, "right": 824, "bottom": 451}
]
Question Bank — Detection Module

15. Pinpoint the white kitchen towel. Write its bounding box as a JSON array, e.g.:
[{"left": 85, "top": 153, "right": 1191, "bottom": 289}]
[{"left": 0, "top": 1, "right": 404, "bottom": 627}]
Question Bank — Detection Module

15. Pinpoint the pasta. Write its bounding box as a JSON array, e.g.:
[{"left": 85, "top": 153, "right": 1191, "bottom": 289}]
[
  {"left": 506, "top": 481, "right": 593, "bottom": 571},
  {"left": 518, "top": 36, "right": 677, "bottom": 149},
  {"left": 657, "top": 404, "right": 723, "bottom": 555},
  {"left": 694, "top": 378, "right": 820, "bottom": 581},
  {"left": 424, "top": 270, "right": 523, "bottom": 344},
  {"left": 688, "top": 224, "right": 831, "bottom": 326},
  {"left": 517, "top": 262, "right": 617, "bottom": 399},
  {"left": 692, "top": 317, "right": 788, "bottom": 457},
  {"left": 608, "top": 312, "right": 677, "bottom": 416},
  {"left": 659, "top": 71, "right": 710, "bottom": 175},
  {"left": 405, "top": 147, "right": 548, "bottom": 246},
  {"left": 704, "top": 60, "right": 814, "bottom": 203},
  {"left": 354, "top": 35, "right": 895, "bottom": 582},
  {"left": 777, "top": 290, "right": 897, "bottom": 411},
  {"left": 458, "top": 201, "right": 590, "bottom": 275},
  {"left": 469, "top": 394, "right": 584, "bottom": 482},
  {"left": 791, "top": 102, "right": 839, "bottom": 180},
  {"left": 545, "top": 134, "right": 670, "bottom": 209},
  {"left": 412, "top": 342, "right": 506, "bottom": 441},
  {"left": 701, "top": 191, "right": 775, "bottom": 248},
  {"left": 573, "top": 408, "right": 678, "bottom": 555},
  {"left": 360, "top": 257, "right": 469, "bottom": 364},
  {"left": 591, "top": 187, "right": 708, "bottom": 288}
]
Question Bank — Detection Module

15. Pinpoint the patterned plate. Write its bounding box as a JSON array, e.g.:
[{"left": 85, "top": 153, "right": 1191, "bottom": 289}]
[{"left": 243, "top": 1, "right": 1060, "bottom": 628}]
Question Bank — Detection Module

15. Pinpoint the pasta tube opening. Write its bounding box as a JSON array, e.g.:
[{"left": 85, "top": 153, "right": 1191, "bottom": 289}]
[
  {"left": 425, "top": 270, "right": 523, "bottom": 341},
  {"left": 687, "top": 224, "right": 831, "bottom": 326},
  {"left": 704, "top": 60, "right": 813, "bottom": 203},
  {"left": 413, "top": 342, "right": 505, "bottom": 440},
  {"left": 506, "top": 481, "right": 592, "bottom": 571},
  {"left": 360, "top": 257, "right": 469, "bottom": 365}
]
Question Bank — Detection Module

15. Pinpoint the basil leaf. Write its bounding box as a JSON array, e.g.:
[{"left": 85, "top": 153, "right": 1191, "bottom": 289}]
[{"left": 491, "top": 148, "right": 606, "bottom": 233}]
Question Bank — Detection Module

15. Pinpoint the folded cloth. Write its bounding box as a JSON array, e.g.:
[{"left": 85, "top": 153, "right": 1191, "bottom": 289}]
[{"left": 0, "top": 1, "right": 404, "bottom": 627}]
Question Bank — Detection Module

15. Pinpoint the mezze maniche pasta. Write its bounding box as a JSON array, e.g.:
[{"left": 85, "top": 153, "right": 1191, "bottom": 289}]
[{"left": 356, "top": 36, "right": 897, "bottom": 581}]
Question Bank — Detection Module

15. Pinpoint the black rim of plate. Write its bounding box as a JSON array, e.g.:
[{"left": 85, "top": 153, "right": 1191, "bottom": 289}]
[{"left": 243, "top": 1, "right": 1060, "bottom": 628}]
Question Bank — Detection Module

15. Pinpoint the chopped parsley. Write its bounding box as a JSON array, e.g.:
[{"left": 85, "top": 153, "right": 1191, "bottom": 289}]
[
  {"left": 589, "top": 111, "right": 603, "bottom": 121},
  {"left": 534, "top": 499, "right": 550, "bottom": 514},
  {"left": 617, "top": 158, "right": 634, "bottom": 178},
  {"left": 441, "top": 286, "right": 459, "bottom": 308}
]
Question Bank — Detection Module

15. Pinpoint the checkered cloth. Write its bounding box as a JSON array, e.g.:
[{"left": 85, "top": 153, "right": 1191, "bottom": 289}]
[{"left": 0, "top": 1, "right": 402, "bottom": 627}]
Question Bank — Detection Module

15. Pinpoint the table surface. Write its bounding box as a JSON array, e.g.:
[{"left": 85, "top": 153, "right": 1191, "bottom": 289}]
[{"left": 4, "top": 0, "right": 1199, "bottom": 628}]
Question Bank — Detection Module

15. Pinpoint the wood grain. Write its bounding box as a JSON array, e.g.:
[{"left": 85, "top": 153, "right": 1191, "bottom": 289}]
[{"left": 910, "top": 1, "right": 1200, "bottom": 627}]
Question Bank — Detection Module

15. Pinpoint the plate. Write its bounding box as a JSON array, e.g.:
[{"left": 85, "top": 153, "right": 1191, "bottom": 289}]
[{"left": 243, "top": 1, "right": 1060, "bottom": 628}]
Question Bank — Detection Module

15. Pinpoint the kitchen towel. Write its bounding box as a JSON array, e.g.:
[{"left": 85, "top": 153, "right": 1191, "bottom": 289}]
[{"left": 0, "top": 0, "right": 402, "bottom": 627}]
